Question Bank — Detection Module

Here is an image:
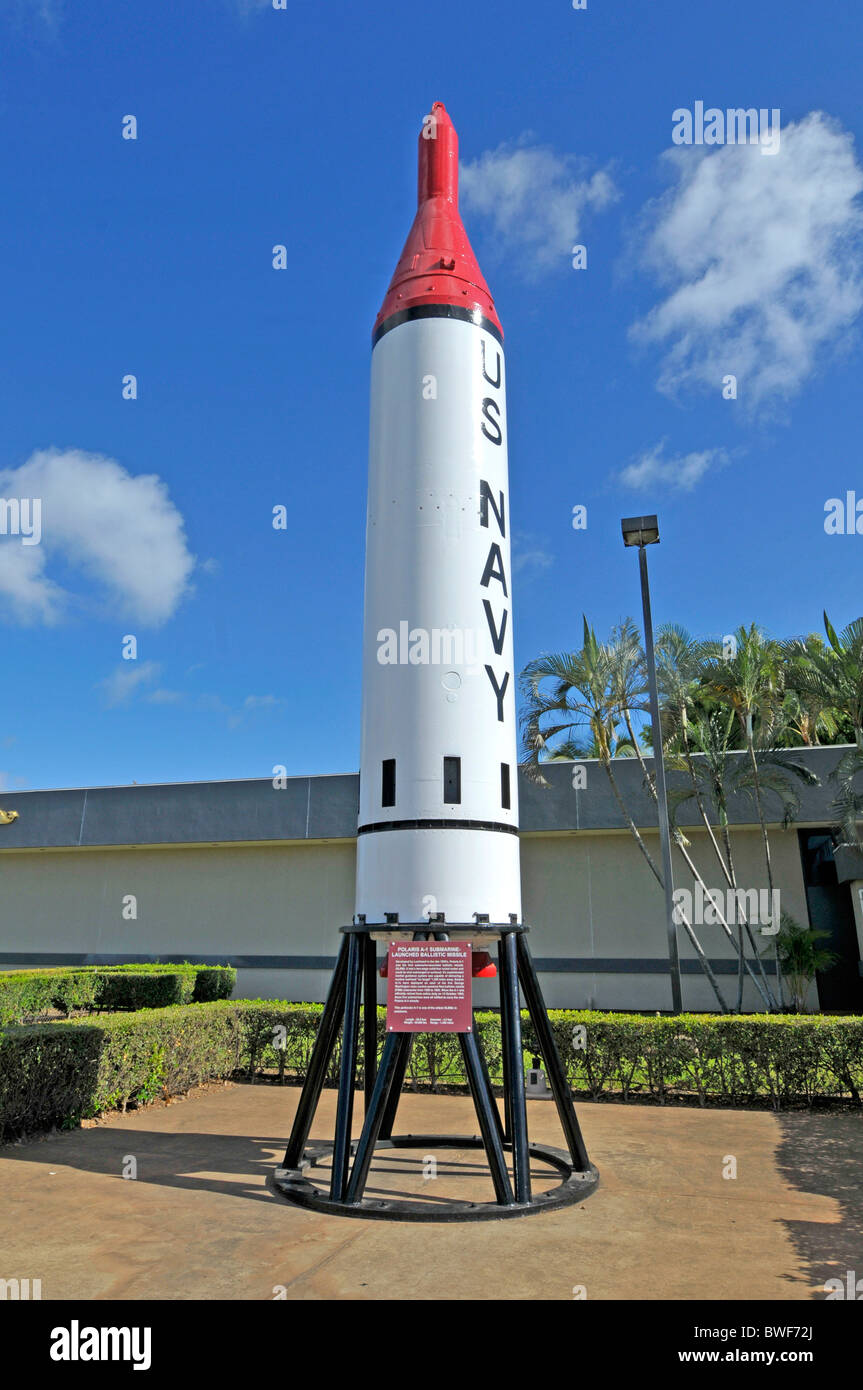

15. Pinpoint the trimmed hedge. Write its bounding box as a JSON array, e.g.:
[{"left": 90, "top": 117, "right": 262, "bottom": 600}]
[
  {"left": 0, "top": 963, "right": 236, "bottom": 1025},
  {"left": 1, "top": 1002, "right": 862, "bottom": 1141},
  {"left": 240, "top": 1005, "right": 863, "bottom": 1109},
  {"left": 525, "top": 1010, "right": 863, "bottom": 1110},
  {"left": 72, "top": 963, "right": 236, "bottom": 1003},
  {"left": 92, "top": 973, "right": 191, "bottom": 1012},
  {"left": 0, "top": 1005, "right": 247, "bottom": 1139},
  {"left": 0, "top": 970, "right": 99, "bottom": 1024}
]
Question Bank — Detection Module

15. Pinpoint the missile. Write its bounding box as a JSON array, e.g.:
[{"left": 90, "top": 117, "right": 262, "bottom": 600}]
[{"left": 355, "top": 102, "right": 521, "bottom": 926}]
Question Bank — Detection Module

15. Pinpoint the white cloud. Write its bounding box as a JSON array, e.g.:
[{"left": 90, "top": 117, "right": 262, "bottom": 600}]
[
  {"left": 631, "top": 112, "right": 863, "bottom": 409},
  {"left": 243, "top": 694, "right": 285, "bottom": 711},
  {"left": 512, "top": 534, "right": 554, "bottom": 576},
  {"left": 99, "top": 676, "right": 285, "bottom": 726},
  {"left": 0, "top": 448, "right": 195, "bottom": 625},
  {"left": 0, "top": 541, "right": 64, "bottom": 623},
  {"left": 1, "top": 0, "right": 62, "bottom": 26},
  {"left": 617, "top": 440, "right": 729, "bottom": 492},
  {"left": 196, "top": 693, "right": 233, "bottom": 718},
  {"left": 147, "top": 688, "right": 184, "bottom": 705},
  {"left": 98, "top": 661, "right": 162, "bottom": 708},
  {"left": 460, "top": 139, "right": 618, "bottom": 275}
]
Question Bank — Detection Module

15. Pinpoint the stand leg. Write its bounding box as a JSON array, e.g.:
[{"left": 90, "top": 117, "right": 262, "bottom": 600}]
[
  {"left": 345, "top": 1030, "right": 412, "bottom": 1204},
  {"left": 363, "top": 934, "right": 378, "bottom": 1113},
  {"left": 516, "top": 934, "right": 591, "bottom": 1172},
  {"left": 499, "top": 930, "right": 531, "bottom": 1203},
  {"left": 458, "top": 1031, "right": 515, "bottom": 1206},
  {"left": 380, "top": 1034, "right": 413, "bottom": 1139},
  {"left": 472, "top": 1017, "right": 505, "bottom": 1147},
  {"left": 330, "top": 932, "right": 363, "bottom": 1200},
  {"left": 497, "top": 941, "right": 513, "bottom": 1143},
  {"left": 282, "top": 934, "right": 350, "bottom": 1168}
]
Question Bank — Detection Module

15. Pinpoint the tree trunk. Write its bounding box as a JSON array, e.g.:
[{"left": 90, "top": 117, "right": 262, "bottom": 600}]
[
  {"left": 719, "top": 814, "right": 777, "bottom": 1009},
  {"left": 620, "top": 713, "right": 770, "bottom": 1010},
  {"left": 680, "top": 738, "right": 748, "bottom": 1013},
  {"left": 601, "top": 756, "right": 729, "bottom": 1012},
  {"left": 745, "top": 719, "right": 785, "bottom": 1008}
]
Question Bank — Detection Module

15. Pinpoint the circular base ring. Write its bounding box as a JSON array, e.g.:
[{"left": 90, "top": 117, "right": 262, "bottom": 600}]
[{"left": 271, "top": 1134, "right": 599, "bottom": 1222}]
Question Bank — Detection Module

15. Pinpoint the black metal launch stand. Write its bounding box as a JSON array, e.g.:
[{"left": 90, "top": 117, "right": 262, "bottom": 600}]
[{"left": 273, "top": 921, "right": 599, "bottom": 1220}]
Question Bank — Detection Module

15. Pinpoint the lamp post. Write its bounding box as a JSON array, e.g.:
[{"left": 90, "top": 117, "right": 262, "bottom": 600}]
[{"left": 621, "top": 515, "right": 682, "bottom": 1014}]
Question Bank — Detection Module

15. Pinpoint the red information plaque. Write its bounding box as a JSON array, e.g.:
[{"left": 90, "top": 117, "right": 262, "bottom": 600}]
[{"left": 385, "top": 940, "right": 472, "bottom": 1033}]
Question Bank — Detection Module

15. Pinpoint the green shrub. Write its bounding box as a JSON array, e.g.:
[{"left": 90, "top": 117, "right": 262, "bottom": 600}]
[
  {"left": 0, "top": 1003, "right": 248, "bottom": 1139},
  {"left": 71, "top": 962, "right": 236, "bottom": 1001},
  {"left": 190, "top": 967, "right": 235, "bottom": 1002},
  {"left": 0, "top": 971, "right": 48, "bottom": 1026},
  {"left": 0, "top": 1023, "right": 106, "bottom": 1138},
  {"left": 93, "top": 973, "right": 191, "bottom": 1011},
  {"left": 541, "top": 1010, "right": 863, "bottom": 1108},
  {"left": 2, "top": 1001, "right": 862, "bottom": 1142},
  {"left": 0, "top": 969, "right": 102, "bottom": 1026},
  {"left": 0, "top": 963, "right": 236, "bottom": 1023}
]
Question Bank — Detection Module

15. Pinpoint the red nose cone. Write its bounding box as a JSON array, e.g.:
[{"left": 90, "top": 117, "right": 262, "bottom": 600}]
[
  {"left": 471, "top": 951, "right": 497, "bottom": 979},
  {"left": 374, "top": 102, "right": 502, "bottom": 339}
]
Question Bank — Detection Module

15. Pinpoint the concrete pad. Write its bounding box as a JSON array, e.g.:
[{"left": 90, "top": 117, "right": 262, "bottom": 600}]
[{"left": 1, "top": 1081, "right": 860, "bottom": 1301}]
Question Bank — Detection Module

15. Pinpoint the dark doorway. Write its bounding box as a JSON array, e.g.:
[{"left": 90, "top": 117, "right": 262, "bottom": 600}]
[{"left": 797, "top": 831, "right": 863, "bottom": 1012}]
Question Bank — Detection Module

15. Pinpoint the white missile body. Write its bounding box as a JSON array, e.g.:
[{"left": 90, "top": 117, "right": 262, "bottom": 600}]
[{"left": 355, "top": 104, "right": 520, "bottom": 926}]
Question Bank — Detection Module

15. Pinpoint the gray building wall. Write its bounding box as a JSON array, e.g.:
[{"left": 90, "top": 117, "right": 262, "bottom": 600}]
[
  {"left": 0, "top": 751, "right": 853, "bottom": 1011},
  {"left": 520, "top": 826, "right": 810, "bottom": 1009},
  {"left": 0, "top": 818, "right": 813, "bottom": 1012}
]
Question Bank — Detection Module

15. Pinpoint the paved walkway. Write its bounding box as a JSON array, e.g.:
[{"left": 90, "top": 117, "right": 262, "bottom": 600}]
[{"left": 1, "top": 1083, "right": 860, "bottom": 1300}]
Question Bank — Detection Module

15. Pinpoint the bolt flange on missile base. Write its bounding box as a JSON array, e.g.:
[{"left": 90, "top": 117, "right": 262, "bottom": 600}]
[{"left": 272, "top": 1136, "right": 600, "bottom": 1222}]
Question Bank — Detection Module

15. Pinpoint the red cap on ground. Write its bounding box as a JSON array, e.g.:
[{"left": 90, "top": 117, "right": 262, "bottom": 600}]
[{"left": 373, "top": 102, "right": 502, "bottom": 339}]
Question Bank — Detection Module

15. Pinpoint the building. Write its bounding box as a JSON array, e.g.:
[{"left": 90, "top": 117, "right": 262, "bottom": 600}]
[{"left": 1, "top": 747, "right": 861, "bottom": 1012}]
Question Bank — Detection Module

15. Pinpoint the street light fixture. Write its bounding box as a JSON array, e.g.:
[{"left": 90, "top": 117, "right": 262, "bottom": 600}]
[
  {"left": 621, "top": 516, "right": 659, "bottom": 548},
  {"left": 621, "top": 515, "right": 683, "bottom": 1014}
]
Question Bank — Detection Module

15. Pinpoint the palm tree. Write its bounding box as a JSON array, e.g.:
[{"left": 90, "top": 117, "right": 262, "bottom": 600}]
[
  {"left": 619, "top": 625, "right": 776, "bottom": 1011},
  {"left": 785, "top": 613, "right": 863, "bottom": 748},
  {"left": 698, "top": 624, "right": 789, "bottom": 1004},
  {"left": 779, "top": 634, "right": 840, "bottom": 746},
  {"left": 546, "top": 734, "right": 637, "bottom": 761},
  {"left": 662, "top": 704, "right": 779, "bottom": 1011},
  {"left": 521, "top": 618, "right": 729, "bottom": 1011},
  {"left": 522, "top": 625, "right": 627, "bottom": 766},
  {"left": 656, "top": 627, "right": 747, "bottom": 899},
  {"left": 786, "top": 613, "right": 863, "bottom": 849},
  {"left": 771, "top": 912, "right": 839, "bottom": 1013},
  {"left": 829, "top": 747, "right": 863, "bottom": 850}
]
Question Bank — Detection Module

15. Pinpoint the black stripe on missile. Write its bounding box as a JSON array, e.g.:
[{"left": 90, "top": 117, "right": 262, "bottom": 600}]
[
  {"left": 357, "top": 817, "right": 518, "bottom": 836},
  {"left": 372, "top": 304, "right": 504, "bottom": 348}
]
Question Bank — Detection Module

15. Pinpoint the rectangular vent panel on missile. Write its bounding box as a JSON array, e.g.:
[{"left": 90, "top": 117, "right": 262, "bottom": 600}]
[
  {"left": 443, "top": 756, "right": 461, "bottom": 805},
  {"left": 501, "top": 763, "right": 511, "bottom": 810},
  {"left": 381, "top": 759, "right": 396, "bottom": 808}
]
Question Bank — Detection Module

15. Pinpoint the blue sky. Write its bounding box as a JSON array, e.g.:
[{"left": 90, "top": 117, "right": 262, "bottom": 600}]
[{"left": 0, "top": 0, "right": 861, "bottom": 790}]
